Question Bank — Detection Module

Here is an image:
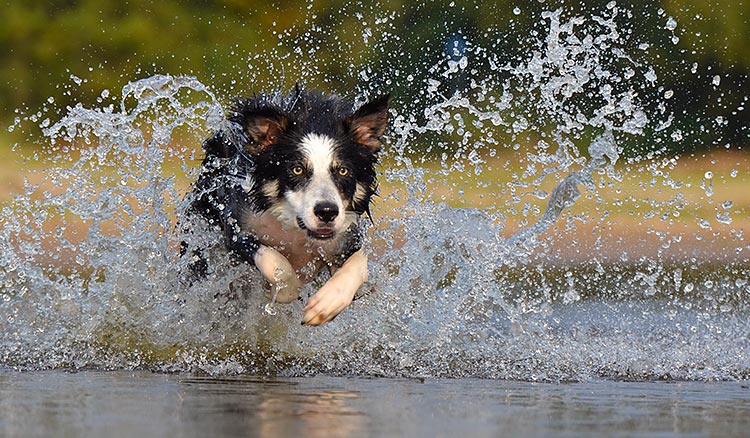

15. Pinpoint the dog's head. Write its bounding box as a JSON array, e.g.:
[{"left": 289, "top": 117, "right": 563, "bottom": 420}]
[{"left": 206, "top": 89, "right": 389, "bottom": 240}]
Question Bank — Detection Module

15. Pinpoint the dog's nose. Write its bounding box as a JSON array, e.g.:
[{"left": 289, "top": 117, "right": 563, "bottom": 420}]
[{"left": 314, "top": 202, "right": 339, "bottom": 223}]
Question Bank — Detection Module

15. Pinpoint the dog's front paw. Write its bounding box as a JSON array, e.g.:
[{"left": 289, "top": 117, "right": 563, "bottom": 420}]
[
  {"left": 303, "top": 250, "right": 368, "bottom": 326},
  {"left": 302, "top": 280, "right": 357, "bottom": 326}
]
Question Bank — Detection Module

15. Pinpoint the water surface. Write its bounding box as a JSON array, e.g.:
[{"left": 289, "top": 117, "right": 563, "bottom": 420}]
[{"left": 2, "top": 370, "right": 749, "bottom": 438}]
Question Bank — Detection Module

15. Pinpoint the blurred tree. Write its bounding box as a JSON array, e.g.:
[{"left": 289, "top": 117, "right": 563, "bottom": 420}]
[
  {"left": 660, "top": 0, "right": 750, "bottom": 153},
  {"left": 0, "top": 0, "right": 746, "bottom": 155}
]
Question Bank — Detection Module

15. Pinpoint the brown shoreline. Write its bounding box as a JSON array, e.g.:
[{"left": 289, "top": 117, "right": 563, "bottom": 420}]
[{"left": 1, "top": 147, "right": 747, "bottom": 266}]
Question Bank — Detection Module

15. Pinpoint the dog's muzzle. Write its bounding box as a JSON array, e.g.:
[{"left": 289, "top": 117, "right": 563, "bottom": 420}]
[{"left": 296, "top": 217, "right": 336, "bottom": 240}]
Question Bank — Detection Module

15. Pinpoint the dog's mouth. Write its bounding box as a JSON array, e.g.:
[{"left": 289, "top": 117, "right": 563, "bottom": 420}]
[{"left": 296, "top": 217, "right": 336, "bottom": 240}]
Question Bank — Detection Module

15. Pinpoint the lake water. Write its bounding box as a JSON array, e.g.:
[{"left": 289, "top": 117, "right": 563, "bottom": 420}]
[{"left": 2, "top": 370, "right": 749, "bottom": 438}]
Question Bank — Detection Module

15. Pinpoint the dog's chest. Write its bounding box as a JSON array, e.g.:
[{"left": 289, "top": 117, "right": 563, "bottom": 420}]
[{"left": 241, "top": 211, "right": 342, "bottom": 279}]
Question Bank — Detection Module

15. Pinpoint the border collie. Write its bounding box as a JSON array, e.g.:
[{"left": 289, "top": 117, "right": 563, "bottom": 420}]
[{"left": 185, "top": 87, "right": 389, "bottom": 326}]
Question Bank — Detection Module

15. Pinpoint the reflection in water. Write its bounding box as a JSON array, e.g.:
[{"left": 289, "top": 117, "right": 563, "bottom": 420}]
[
  {"left": 179, "top": 377, "right": 366, "bottom": 438},
  {"left": 256, "top": 390, "right": 364, "bottom": 438},
  {"left": 1, "top": 371, "right": 749, "bottom": 437}
]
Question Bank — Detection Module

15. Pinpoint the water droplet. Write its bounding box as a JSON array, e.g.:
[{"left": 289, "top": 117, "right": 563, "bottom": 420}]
[
  {"left": 712, "top": 75, "right": 721, "bottom": 86},
  {"left": 513, "top": 7, "right": 521, "bottom": 15},
  {"left": 563, "top": 289, "right": 580, "bottom": 304},
  {"left": 704, "top": 171, "right": 713, "bottom": 179},
  {"left": 716, "top": 212, "right": 732, "bottom": 225},
  {"left": 664, "top": 90, "right": 673, "bottom": 99},
  {"left": 263, "top": 303, "right": 277, "bottom": 316},
  {"left": 684, "top": 283, "right": 694, "bottom": 292},
  {"left": 665, "top": 17, "right": 677, "bottom": 31}
]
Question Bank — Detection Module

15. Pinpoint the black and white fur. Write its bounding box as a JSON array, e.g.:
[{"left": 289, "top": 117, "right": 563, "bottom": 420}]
[{"left": 185, "top": 88, "right": 389, "bottom": 325}]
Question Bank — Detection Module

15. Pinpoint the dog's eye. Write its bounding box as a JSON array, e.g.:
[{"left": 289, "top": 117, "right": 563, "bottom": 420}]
[
  {"left": 292, "top": 165, "right": 304, "bottom": 176},
  {"left": 338, "top": 167, "right": 350, "bottom": 177}
]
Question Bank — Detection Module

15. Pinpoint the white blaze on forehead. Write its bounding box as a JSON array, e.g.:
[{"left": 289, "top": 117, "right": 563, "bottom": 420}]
[
  {"left": 300, "top": 133, "right": 340, "bottom": 203},
  {"left": 301, "top": 133, "right": 336, "bottom": 173},
  {"left": 283, "top": 133, "right": 348, "bottom": 233}
]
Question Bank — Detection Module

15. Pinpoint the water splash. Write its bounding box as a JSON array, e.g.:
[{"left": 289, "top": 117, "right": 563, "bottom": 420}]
[{"left": 1, "top": 5, "right": 747, "bottom": 381}]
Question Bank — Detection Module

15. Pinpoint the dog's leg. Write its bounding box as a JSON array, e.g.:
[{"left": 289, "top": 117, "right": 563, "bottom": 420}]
[
  {"left": 227, "top": 234, "right": 302, "bottom": 302},
  {"left": 254, "top": 245, "right": 302, "bottom": 303},
  {"left": 221, "top": 206, "right": 301, "bottom": 302},
  {"left": 302, "top": 249, "right": 368, "bottom": 326},
  {"left": 225, "top": 230, "right": 302, "bottom": 303}
]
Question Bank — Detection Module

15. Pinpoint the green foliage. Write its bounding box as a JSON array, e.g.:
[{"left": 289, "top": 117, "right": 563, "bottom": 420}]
[
  {"left": 663, "top": 0, "right": 750, "bottom": 69},
  {"left": 0, "top": 0, "right": 747, "bottom": 155}
]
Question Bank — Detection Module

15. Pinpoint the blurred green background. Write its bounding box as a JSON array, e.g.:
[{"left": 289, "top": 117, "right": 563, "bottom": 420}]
[{"left": 0, "top": 0, "right": 747, "bottom": 156}]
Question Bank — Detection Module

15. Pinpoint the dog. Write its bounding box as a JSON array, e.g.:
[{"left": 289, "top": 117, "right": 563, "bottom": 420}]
[{"left": 184, "top": 87, "right": 389, "bottom": 326}]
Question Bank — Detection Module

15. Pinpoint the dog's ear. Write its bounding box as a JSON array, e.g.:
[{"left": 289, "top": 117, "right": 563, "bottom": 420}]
[
  {"left": 349, "top": 94, "right": 390, "bottom": 152},
  {"left": 241, "top": 108, "right": 289, "bottom": 155}
]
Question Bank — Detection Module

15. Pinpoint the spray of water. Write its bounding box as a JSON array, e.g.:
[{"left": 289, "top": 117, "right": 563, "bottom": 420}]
[{"left": 1, "top": 5, "right": 747, "bottom": 380}]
